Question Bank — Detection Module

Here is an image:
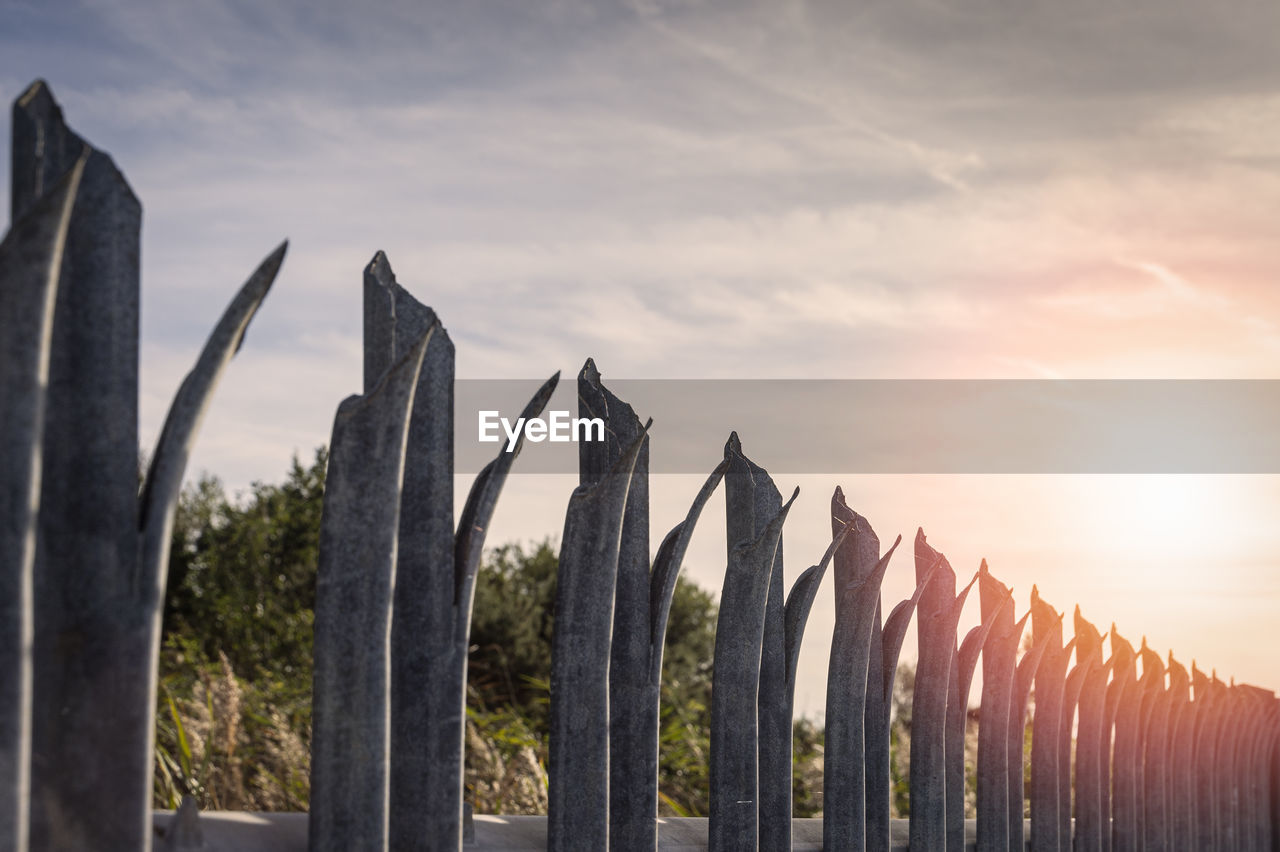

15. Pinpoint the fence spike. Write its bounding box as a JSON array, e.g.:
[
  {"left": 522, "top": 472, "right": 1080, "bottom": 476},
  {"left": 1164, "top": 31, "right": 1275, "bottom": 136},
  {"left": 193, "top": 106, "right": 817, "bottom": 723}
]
[
  {"left": 946, "top": 572, "right": 1007, "bottom": 852},
  {"left": 907, "top": 529, "right": 965, "bottom": 852},
  {"left": 721, "top": 437, "right": 801, "bottom": 852},
  {"left": 863, "top": 541, "right": 927, "bottom": 852},
  {"left": 647, "top": 459, "right": 729, "bottom": 685},
  {"left": 1008, "top": 610, "right": 1053, "bottom": 851},
  {"left": 16, "top": 79, "right": 151, "bottom": 852},
  {"left": 0, "top": 148, "right": 84, "bottom": 852},
  {"left": 1071, "top": 610, "right": 1112, "bottom": 852},
  {"left": 577, "top": 362, "right": 659, "bottom": 852},
  {"left": 361, "top": 252, "right": 463, "bottom": 852},
  {"left": 783, "top": 519, "right": 849, "bottom": 700},
  {"left": 709, "top": 486, "right": 797, "bottom": 852},
  {"left": 309, "top": 327, "right": 433, "bottom": 852},
  {"left": 822, "top": 490, "right": 897, "bottom": 852},
  {"left": 548, "top": 424, "right": 649, "bottom": 852},
  {"left": 1028, "top": 588, "right": 1068, "bottom": 852},
  {"left": 976, "top": 565, "right": 1022, "bottom": 852}
]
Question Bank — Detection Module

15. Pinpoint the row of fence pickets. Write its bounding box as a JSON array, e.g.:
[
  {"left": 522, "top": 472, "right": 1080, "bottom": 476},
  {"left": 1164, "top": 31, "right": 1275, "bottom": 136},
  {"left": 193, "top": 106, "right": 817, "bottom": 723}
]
[{"left": 2, "top": 80, "right": 1277, "bottom": 852}]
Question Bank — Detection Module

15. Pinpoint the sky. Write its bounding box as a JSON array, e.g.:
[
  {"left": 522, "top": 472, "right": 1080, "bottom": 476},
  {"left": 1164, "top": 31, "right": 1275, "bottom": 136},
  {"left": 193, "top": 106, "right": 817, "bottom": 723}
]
[{"left": 4, "top": 0, "right": 1280, "bottom": 719}]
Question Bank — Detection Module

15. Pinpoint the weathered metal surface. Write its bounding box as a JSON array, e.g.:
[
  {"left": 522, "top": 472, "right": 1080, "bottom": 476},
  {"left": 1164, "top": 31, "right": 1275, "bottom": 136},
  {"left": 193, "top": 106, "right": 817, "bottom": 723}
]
[
  {"left": 1007, "top": 611, "right": 1051, "bottom": 852},
  {"left": 1028, "top": 587, "right": 1067, "bottom": 852},
  {"left": 137, "top": 242, "right": 285, "bottom": 852},
  {"left": 16, "top": 79, "right": 148, "bottom": 852},
  {"left": 1165, "top": 657, "right": 1194, "bottom": 851},
  {"left": 824, "top": 488, "right": 900, "bottom": 852},
  {"left": 1139, "top": 643, "right": 1170, "bottom": 851},
  {"left": 139, "top": 242, "right": 286, "bottom": 613},
  {"left": 1107, "top": 629, "right": 1139, "bottom": 852},
  {"left": 785, "top": 519, "right": 850, "bottom": 709},
  {"left": 947, "top": 563, "right": 1007, "bottom": 852},
  {"left": 1056, "top": 624, "right": 1092, "bottom": 851},
  {"left": 1114, "top": 637, "right": 1161, "bottom": 852},
  {"left": 907, "top": 530, "right": 973, "bottom": 852},
  {"left": 309, "top": 328, "right": 433, "bottom": 852},
  {"left": 366, "top": 251, "right": 560, "bottom": 852},
  {"left": 1190, "top": 663, "right": 1217, "bottom": 850},
  {"left": 648, "top": 464, "right": 730, "bottom": 686},
  {"left": 454, "top": 372, "right": 560, "bottom": 617},
  {"left": 578, "top": 363, "right": 727, "bottom": 852},
  {"left": 548, "top": 426, "right": 649, "bottom": 852},
  {"left": 709, "top": 480, "right": 797, "bottom": 852},
  {"left": 366, "top": 250, "right": 454, "bottom": 852},
  {"left": 0, "top": 146, "right": 84, "bottom": 852},
  {"left": 719, "top": 435, "right": 799, "bottom": 852},
  {"left": 1070, "top": 611, "right": 1110, "bottom": 852},
  {"left": 975, "top": 565, "right": 1021, "bottom": 852},
  {"left": 1209, "top": 681, "right": 1235, "bottom": 850},
  {"left": 867, "top": 555, "right": 935, "bottom": 852},
  {"left": 578, "top": 360, "right": 653, "bottom": 852}
]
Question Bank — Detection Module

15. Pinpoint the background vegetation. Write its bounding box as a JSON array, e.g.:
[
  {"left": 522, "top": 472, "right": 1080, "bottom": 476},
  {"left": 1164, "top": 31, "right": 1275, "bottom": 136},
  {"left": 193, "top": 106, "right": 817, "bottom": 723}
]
[{"left": 153, "top": 449, "right": 919, "bottom": 817}]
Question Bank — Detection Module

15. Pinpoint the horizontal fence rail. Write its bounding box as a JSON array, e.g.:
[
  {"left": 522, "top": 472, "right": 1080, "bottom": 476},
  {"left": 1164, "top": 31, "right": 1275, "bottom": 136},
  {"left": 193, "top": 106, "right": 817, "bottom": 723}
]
[{"left": 2, "top": 80, "right": 1278, "bottom": 852}]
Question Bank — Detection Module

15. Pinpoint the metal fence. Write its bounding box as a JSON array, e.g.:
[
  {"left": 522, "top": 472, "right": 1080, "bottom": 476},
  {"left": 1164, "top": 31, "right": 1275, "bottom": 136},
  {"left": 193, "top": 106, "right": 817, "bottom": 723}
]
[{"left": 3, "top": 80, "right": 1278, "bottom": 852}]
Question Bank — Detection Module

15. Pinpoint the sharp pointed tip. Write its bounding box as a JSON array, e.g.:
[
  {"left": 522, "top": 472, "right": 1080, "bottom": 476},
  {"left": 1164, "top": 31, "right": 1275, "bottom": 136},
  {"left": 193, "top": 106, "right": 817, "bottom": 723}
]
[
  {"left": 726, "top": 431, "right": 742, "bottom": 454},
  {"left": 365, "top": 250, "right": 395, "bottom": 280},
  {"left": 263, "top": 240, "right": 289, "bottom": 271},
  {"left": 979, "top": 558, "right": 989, "bottom": 574},
  {"left": 550, "top": 369, "right": 562, "bottom": 382},
  {"left": 18, "top": 78, "right": 55, "bottom": 107}
]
